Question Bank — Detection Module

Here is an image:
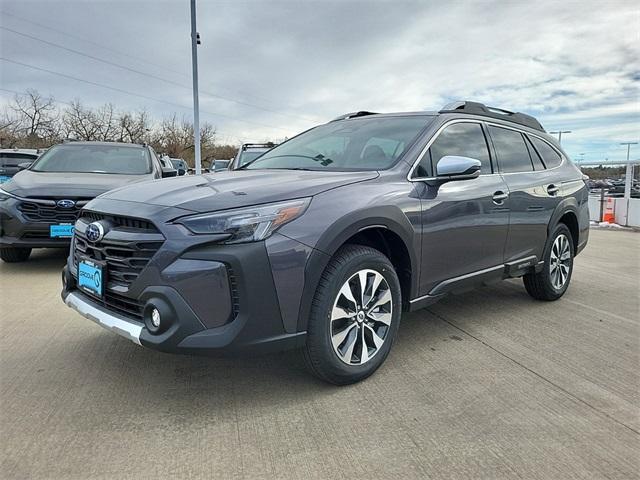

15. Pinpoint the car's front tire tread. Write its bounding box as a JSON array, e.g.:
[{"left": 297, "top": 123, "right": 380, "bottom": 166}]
[
  {"left": 303, "top": 244, "right": 401, "bottom": 385},
  {"left": 523, "top": 223, "right": 574, "bottom": 301}
]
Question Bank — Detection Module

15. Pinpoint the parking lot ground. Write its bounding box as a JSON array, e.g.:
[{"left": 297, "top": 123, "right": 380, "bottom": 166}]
[{"left": 1, "top": 229, "right": 639, "bottom": 479}]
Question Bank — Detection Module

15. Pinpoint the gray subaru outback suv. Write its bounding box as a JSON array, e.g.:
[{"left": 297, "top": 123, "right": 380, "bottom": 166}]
[{"left": 61, "top": 101, "right": 589, "bottom": 384}]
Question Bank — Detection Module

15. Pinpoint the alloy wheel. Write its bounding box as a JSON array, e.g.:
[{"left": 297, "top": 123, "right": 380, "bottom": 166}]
[
  {"left": 330, "top": 269, "right": 393, "bottom": 365},
  {"left": 550, "top": 234, "right": 571, "bottom": 290}
]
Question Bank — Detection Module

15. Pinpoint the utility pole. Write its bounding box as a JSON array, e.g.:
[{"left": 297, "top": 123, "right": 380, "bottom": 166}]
[
  {"left": 190, "top": 0, "right": 201, "bottom": 175},
  {"left": 550, "top": 130, "right": 571, "bottom": 145},
  {"left": 620, "top": 142, "right": 637, "bottom": 226}
]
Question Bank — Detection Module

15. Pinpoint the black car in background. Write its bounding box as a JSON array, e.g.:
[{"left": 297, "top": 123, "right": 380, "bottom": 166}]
[
  {"left": 61, "top": 101, "right": 589, "bottom": 384},
  {"left": 0, "top": 148, "right": 41, "bottom": 183},
  {"left": 0, "top": 141, "right": 176, "bottom": 262}
]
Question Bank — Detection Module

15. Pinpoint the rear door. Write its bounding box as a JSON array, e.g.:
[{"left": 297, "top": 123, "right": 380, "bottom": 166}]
[
  {"left": 487, "top": 125, "right": 562, "bottom": 263},
  {"left": 414, "top": 121, "right": 510, "bottom": 296}
]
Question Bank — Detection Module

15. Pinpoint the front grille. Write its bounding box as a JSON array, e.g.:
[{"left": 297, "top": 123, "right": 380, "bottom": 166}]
[
  {"left": 21, "top": 232, "right": 53, "bottom": 239},
  {"left": 80, "top": 211, "right": 158, "bottom": 232},
  {"left": 72, "top": 214, "right": 164, "bottom": 320},
  {"left": 18, "top": 199, "right": 87, "bottom": 223},
  {"left": 74, "top": 233, "right": 163, "bottom": 288}
]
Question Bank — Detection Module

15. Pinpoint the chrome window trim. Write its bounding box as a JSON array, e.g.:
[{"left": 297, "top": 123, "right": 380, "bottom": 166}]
[
  {"left": 483, "top": 122, "right": 566, "bottom": 173},
  {"left": 407, "top": 118, "right": 566, "bottom": 182}
]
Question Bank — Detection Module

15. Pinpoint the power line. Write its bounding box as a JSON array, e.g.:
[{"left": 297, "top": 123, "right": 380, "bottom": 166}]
[
  {"left": 0, "top": 25, "right": 315, "bottom": 123},
  {"left": 0, "top": 57, "right": 290, "bottom": 132},
  {"left": 1, "top": 11, "right": 189, "bottom": 79},
  {"left": 1, "top": 10, "right": 284, "bottom": 109}
]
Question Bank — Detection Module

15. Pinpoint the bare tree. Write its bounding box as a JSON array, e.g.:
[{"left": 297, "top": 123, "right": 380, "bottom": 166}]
[
  {"left": 1, "top": 90, "right": 241, "bottom": 161},
  {"left": 62, "top": 100, "right": 118, "bottom": 141},
  {"left": 118, "top": 110, "right": 150, "bottom": 143},
  {"left": 8, "top": 89, "right": 59, "bottom": 146},
  {"left": 151, "top": 114, "right": 216, "bottom": 166}
]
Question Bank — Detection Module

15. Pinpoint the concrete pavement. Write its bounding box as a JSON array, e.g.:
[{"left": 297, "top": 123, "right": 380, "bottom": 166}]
[{"left": 1, "top": 229, "right": 638, "bottom": 479}]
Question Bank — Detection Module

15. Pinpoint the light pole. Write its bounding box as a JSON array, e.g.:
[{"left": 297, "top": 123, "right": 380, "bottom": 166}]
[
  {"left": 190, "top": 0, "right": 201, "bottom": 175},
  {"left": 621, "top": 142, "right": 638, "bottom": 226},
  {"left": 550, "top": 130, "right": 571, "bottom": 145}
]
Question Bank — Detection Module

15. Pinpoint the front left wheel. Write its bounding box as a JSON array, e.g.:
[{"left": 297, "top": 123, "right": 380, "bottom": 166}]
[
  {"left": 303, "top": 245, "right": 402, "bottom": 385},
  {"left": 0, "top": 247, "right": 32, "bottom": 263}
]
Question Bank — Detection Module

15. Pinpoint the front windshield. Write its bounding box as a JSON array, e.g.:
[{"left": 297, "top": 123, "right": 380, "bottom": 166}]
[
  {"left": 238, "top": 150, "right": 267, "bottom": 167},
  {"left": 246, "top": 116, "right": 433, "bottom": 171},
  {"left": 31, "top": 144, "right": 151, "bottom": 175}
]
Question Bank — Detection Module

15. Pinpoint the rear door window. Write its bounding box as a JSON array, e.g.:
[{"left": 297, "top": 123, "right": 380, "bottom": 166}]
[
  {"left": 529, "top": 136, "right": 563, "bottom": 169},
  {"left": 488, "top": 126, "right": 533, "bottom": 173}
]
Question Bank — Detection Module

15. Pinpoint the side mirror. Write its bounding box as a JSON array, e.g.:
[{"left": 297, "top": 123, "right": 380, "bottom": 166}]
[
  {"left": 18, "top": 162, "right": 33, "bottom": 171},
  {"left": 161, "top": 167, "right": 178, "bottom": 178},
  {"left": 177, "top": 168, "right": 186, "bottom": 176},
  {"left": 436, "top": 156, "right": 481, "bottom": 181}
]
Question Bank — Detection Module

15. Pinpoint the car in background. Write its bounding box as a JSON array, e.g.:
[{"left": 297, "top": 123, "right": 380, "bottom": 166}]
[
  {"left": 229, "top": 143, "right": 277, "bottom": 170},
  {"left": 0, "top": 148, "right": 42, "bottom": 183},
  {"left": 212, "top": 159, "right": 231, "bottom": 171},
  {"left": 170, "top": 158, "right": 188, "bottom": 176},
  {"left": 0, "top": 141, "right": 176, "bottom": 263},
  {"left": 607, "top": 178, "right": 640, "bottom": 198}
]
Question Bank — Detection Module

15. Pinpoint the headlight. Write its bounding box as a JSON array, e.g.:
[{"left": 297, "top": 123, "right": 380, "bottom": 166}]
[{"left": 176, "top": 198, "right": 311, "bottom": 243}]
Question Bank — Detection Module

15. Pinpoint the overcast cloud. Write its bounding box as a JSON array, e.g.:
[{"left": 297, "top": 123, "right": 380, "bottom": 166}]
[{"left": 1, "top": 0, "right": 638, "bottom": 161}]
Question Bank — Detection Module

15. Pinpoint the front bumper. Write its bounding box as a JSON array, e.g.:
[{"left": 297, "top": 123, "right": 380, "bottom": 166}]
[
  {"left": 64, "top": 291, "right": 143, "bottom": 345},
  {"left": 0, "top": 197, "right": 74, "bottom": 248},
  {"left": 61, "top": 228, "right": 310, "bottom": 355}
]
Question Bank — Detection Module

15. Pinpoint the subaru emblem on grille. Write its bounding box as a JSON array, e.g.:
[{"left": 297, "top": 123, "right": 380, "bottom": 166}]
[
  {"left": 57, "top": 199, "right": 76, "bottom": 209},
  {"left": 86, "top": 222, "right": 105, "bottom": 243}
]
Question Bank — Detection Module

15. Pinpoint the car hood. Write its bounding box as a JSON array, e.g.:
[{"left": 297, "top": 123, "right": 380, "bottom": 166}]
[
  {"left": 3, "top": 170, "right": 153, "bottom": 198},
  {"left": 98, "top": 169, "right": 379, "bottom": 212}
]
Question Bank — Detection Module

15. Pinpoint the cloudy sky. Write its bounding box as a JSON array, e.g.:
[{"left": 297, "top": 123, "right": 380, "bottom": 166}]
[{"left": 1, "top": 0, "right": 638, "bottom": 162}]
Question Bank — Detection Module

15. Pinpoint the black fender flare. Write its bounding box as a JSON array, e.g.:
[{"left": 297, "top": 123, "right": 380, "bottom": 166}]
[
  {"left": 543, "top": 197, "right": 580, "bottom": 256},
  {"left": 296, "top": 206, "right": 418, "bottom": 332}
]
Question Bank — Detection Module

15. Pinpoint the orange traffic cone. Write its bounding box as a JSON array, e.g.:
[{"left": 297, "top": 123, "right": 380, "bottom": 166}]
[{"left": 602, "top": 197, "right": 616, "bottom": 223}]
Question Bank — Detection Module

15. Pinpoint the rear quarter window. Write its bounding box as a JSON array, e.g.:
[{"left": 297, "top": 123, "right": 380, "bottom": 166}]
[{"left": 529, "top": 136, "right": 563, "bottom": 169}]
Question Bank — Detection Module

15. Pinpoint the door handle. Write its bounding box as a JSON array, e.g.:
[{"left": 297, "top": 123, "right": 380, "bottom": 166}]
[
  {"left": 492, "top": 191, "right": 509, "bottom": 205},
  {"left": 547, "top": 184, "right": 560, "bottom": 196}
]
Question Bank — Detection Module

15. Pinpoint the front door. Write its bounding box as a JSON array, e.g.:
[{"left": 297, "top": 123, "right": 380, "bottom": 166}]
[{"left": 412, "top": 121, "right": 510, "bottom": 296}]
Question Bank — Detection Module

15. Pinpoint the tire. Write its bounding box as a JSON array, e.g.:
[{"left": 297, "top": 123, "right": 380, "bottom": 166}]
[
  {"left": 303, "top": 244, "right": 402, "bottom": 385},
  {"left": 524, "top": 223, "right": 574, "bottom": 301},
  {"left": 0, "top": 247, "right": 32, "bottom": 263}
]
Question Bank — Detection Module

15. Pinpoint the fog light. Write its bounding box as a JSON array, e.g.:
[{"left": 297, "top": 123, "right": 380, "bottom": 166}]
[{"left": 151, "top": 308, "right": 161, "bottom": 328}]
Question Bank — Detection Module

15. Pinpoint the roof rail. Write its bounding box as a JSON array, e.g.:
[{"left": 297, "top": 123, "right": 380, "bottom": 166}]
[
  {"left": 241, "top": 142, "right": 276, "bottom": 150},
  {"left": 330, "top": 111, "right": 378, "bottom": 122},
  {"left": 439, "top": 101, "right": 545, "bottom": 132}
]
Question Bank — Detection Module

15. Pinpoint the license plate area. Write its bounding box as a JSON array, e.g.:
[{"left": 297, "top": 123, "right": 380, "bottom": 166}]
[
  {"left": 50, "top": 224, "right": 75, "bottom": 238},
  {"left": 78, "top": 258, "right": 106, "bottom": 297}
]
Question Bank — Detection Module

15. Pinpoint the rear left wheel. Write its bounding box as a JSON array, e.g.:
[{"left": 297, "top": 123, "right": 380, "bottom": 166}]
[
  {"left": 524, "top": 223, "right": 574, "bottom": 301},
  {"left": 303, "top": 245, "right": 402, "bottom": 385}
]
